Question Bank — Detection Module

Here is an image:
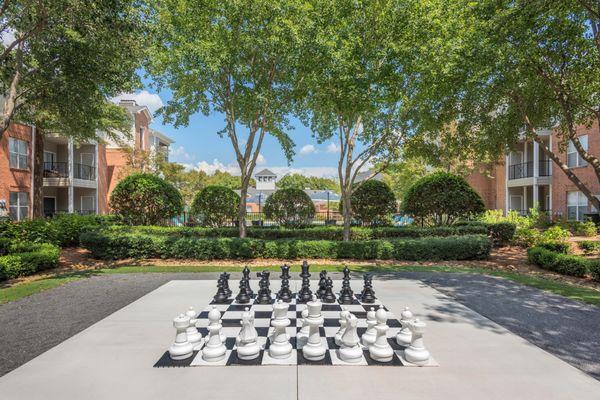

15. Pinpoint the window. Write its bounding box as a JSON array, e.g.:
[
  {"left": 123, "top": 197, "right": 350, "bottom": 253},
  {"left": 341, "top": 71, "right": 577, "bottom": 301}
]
[
  {"left": 9, "top": 138, "right": 28, "bottom": 169},
  {"left": 9, "top": 192, "right": 29, "bottom": 221},
  {"left": 567, "top": 135, "right": 588, "bottom": 168},
  {"left": 567, "top": 191, "right": 589, "bottom": 221},
  {"left": 139, "top": 128, "right": 144, "bottom": 148}
]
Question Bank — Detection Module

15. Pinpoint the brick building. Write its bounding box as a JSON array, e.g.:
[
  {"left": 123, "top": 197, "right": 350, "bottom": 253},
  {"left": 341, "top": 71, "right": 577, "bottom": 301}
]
[
  {"left": 0, "top": 100, "right": 173, "bottom": 220},
  {"left": 466, "top": 122, "right": 600, "bottom": 221}
]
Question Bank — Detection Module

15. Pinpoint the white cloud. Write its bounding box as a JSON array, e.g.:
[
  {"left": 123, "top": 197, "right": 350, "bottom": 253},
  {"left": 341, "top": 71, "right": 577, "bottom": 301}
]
[
  {"left": 177, "top": 159, "right": 338, "bottom": 179},
  {"left": 326, "top": 142, "right": 340, "bottom": 153},
  {"left": 111, "top": 90, "right": 164, "bottom": 113},
  {"left": 256, "top": 153, "right": 267, "bottom": 165},
  {"left": 299, "top": 144, "right": 317, "bottom": 156},
  {"left": 169, "top": 145, "right": 194, "bottom": 161},
  {"left": 193, "top": 159, "right": 241, "bottom": 175}
]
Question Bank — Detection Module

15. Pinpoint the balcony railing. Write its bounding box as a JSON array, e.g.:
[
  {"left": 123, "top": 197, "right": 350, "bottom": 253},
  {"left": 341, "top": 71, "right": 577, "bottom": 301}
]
[
  {"left": 43, "top": 162, "right": 69, "bottom": 178},
  {"left": 508, "top": 160, "right": 552, "bottom": 180},
  {"left": 74, "top": 163, "right": 96, "bottom": 180}
]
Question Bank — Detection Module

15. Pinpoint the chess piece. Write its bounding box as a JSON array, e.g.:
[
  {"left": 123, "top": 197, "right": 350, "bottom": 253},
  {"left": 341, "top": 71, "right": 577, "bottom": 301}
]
[
  {"left": 403, "top": 319, "right": 430, "bottom": 366},
  {"left": 213, "top": 276, "right": 229, "bottom": 303},
  {"left": 185, "top": 306, "right": 203, "bottom": 350},
  {"left": 269, "top": 300, "right": 293, "bottom": 359},
  {"left": 297, "top": 308, "right": 310, "bottom": 344},
  {"left": 334, "top": 307, "right": 350, "bottom": 346},
  {"left": 202, "top": 307, "right": 227, "bottom": 362},
  {"left": 221, "top": 272, "right": 232, "bottom": 297},
  {"left": 317, "top": 270, "right": 327, "bottom": 299},
  {"left": 276, "top": 265, "right": 293, "bottom": 302},
  {"left": 368, "top": 306, "right": 393, "bottom": 362},
  {"left": 169, "top": 314, "right": 194, "bottom": 360},
  {"left": 361, "top": 307, "right": 377, "bottom": 346},
  {"left": 256, "top": 270, "right": 272, "bottom": 304},
  {"left": 302, "top": 295, "right": 326, "bottom": 361},
  {"left": 235, "top": 277, "right": 251, "bottom": 304},
  {"left": 322, "top": 277, "right": 336, "bottom": 303},
  {"left": 297, "top": 261, "right": 313, "bottom": 303},
  {"left": 360, "top": 274, "right": 376, "bottom": 303},
  {"left": 243, "top": 266, "right": 254, "bottom": 297},
  {"left": 338, "top": 313, "right": 362, "bottom": 363},
  {"left": 338, "top": 274, "right": 354, "bottom": 305},
  {"left": 236, "top": 308, "right": 260, "bottom": 360},
  {"left": 396, "top": 307, "right": 414, "bottom": 346}
]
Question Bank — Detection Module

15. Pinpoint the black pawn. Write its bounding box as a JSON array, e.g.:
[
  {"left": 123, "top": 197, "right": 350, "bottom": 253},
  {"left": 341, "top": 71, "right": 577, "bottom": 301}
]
[
  {"left": 317, "top": 270, "right": 327, "bottom": 299},
  {"left": 322, "top": 277, "right": 336, "bottom": 303},
  {"left": 360, "top": 274, "right": 376, "bottom": 303},
  {"left": 255, "top": 270, "right": 272, "bottom": 304},
  {"left": 297, "top": 261, "right": 313, "bottom": 303},
  {"left": 342, "top": 266, "right": 351, "bottom": 281},
  {"left": 277, "top": 264, "right": 293, "bottom": 302},
  {"left": 221, "top": 272, "right": 232, "bottom": 297},
  {"left": 243, "top": 266, "right": 254, "bottom": 297},
  {"left": 339, "top": 278, "right": 354, "bottom": 305},
  {"left": 213, "top": 277, "right": 229, "bottom": 303},
  {"left": 235, "top": 278, "right": 251, "bottom": 304}
]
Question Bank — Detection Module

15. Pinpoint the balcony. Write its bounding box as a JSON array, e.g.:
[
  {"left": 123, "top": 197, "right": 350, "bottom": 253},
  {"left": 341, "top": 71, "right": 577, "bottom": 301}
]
[
  {"left": 508, "top": 160, "right": 552, "bottom": 180},
  {"left": 74, "top": 163, "right": 95, "bottom": 181},
  {"left": 43, "top": 162, "right": 69, "bottom": 178}
]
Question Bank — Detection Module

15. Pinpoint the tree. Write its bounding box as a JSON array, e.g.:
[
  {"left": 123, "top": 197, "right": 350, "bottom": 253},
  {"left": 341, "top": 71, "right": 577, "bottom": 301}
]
[
  {"left": 110, "top": 173, "right": 184, "bottom": 225},
  {"left": 382, "top": 156, "right": 430, "bottom": 202},
  {"left": 263, "top": 188, "right": 315, "bottom": 228},
  {"left": 297, "top": 0, "right": 420, "bottom": 241},
  {"left": 191, "top": 186, "right": 239, "bottom": 227},
  {"left": 157, "top": 162, "right": 208, "bottom": 206},
  {"left": 276, "top": 174, "right": 338, "bottom": 192},
  {"left": 402, "top": 172, "right": 485, "bottom": 226},
  {"left": 350, "top": 180, "right": 396, "bottom": 226},
  {"left": 148, "top": 0, "right": 307, "bottom": 237}
]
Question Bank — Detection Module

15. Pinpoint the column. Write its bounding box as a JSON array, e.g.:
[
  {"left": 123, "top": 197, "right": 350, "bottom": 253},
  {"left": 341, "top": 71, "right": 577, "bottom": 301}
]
[
  {"left": 533, "top": 140, "right": 539, "bottom": 177},
  {"left": 549, "top": 185, "right": 553, "bottom": 215},
  {"left": 505, "top": 154, "right": 509, "bottom": 215},
  {"left": 523, "top": 186, "right": 527, "bottom": 215},
  {"left": 68, "top": 141, "right": 74, "bottom": 213}
]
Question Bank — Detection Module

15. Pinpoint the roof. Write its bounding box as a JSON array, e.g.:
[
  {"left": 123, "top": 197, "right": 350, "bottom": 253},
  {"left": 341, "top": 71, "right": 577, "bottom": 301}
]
[
  {"left": 354, "top": 169, "right": 383, "bottom": 182},
  {"left": 254, "top": 168, "right": 277, "bottom": 177},
  {"left": 236, "top": 188, "right": 340, "bottom": 204},
  {"left": 118, "top": 100, "right": 153, "bottom": 123}
]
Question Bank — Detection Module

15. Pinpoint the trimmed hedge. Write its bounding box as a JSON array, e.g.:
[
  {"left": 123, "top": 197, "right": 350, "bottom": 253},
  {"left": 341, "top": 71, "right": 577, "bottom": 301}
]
[
  {"left": 536, "top": 241, "right": 571, "bottom": 254},
  {"left": 456, "top": 221, "right": 516, "bottom": 245},
  {"left": 578, "top": 240, "right": 600, "bottom": 255},
  {"left": 589, "top": 260, "right": 600, "bottom": 281},
  {"left": 0, "top": 242, "right": 60, "bottom": 280},
  {"left": 80, "top": 231, "right": 492, "bottom": 261},
  {"left": 527, "top": 246, "right": 588, "bottom": 277},
  {"left": 100, "top": 224, "right": 491, "bottom": 241}
]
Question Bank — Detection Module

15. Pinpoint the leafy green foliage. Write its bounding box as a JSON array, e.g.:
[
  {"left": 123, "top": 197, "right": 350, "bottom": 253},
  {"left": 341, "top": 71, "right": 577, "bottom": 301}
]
[
  {"left": 569, "top": 221, "right": 597, "bottom": 237},
  {"left": 402, "top": 172, "right": 485, "bottom": 225},
  {"left": 382, "top": 157, "right": 430, "bottom": 201},
  {"left": 263, "top": 189, "right": 316, "bottom": 228},
  {"left": 527, "top": 246, "right": 588, "bottom": 277},
  {"left": 0, "top": 243, "right": 60, "bottom": 281},
  {"left": 109, "top": 173, "right": 183, "bottom": 225},
  {"left": 578, "top": 241, "right": 600, "bottom": 255},
  {"left": 349, "top": 180, "right": 396, "bottom": 226},
  {"left": 276, "top": 174, "right": 338, "bottom": 192},
  {"left": 456, "top": 221, "right": 516, "bottom": 245},
  {"left": 191, "top": 186, "right": 240, "bottom": 227},
  {"left": 589, "top": 260, "right": 600, "bottom": 282}
]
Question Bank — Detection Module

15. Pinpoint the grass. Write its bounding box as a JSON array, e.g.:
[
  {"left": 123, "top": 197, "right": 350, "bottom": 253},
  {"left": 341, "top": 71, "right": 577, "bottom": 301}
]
[{"left": 1, "top": 264, "right": 599, "bottom": 306}]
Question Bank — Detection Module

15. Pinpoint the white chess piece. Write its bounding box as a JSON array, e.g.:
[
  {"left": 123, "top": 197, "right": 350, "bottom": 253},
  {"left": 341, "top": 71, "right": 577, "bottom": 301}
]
[
  {"left": 361, "top": 307, "right": 377, "bottom": 346},
  {"left": 403, "top": 318, "right": 430, "bottom": 366},
  {"left": 269, "top": 300, "right": 293, "bottom": 359},
  {"left": 368, "top": 306, "right": 393, "bottom": 362},
  {"left": 202, "top": 306, "right": 227, "bottom": 362},
  {"left": 296, "top": 308, "right": 310, "bottom": 346},
  {"left": 337, "top": 313, "right": 362, "bottom": 363},
  {"left": 185, "top": 306, "right": 203, "bottom": 351},
  {"left": 208, "top": 305, "right": 227, "bottom": 343},
  {"left": 302, "top": 295, "right": 326, "bottom": 361},
  {"left": 236, "top": 307, "right": 260, "bottom": 360},
  {"left": 396, "top": 307, "right": 414, "bottom": 346},
  {"left": 334, "top": 307, "right": 349, "bottom": 346},
  {"left": 169, "top": 314, "right": 194, "bottom": 360}
]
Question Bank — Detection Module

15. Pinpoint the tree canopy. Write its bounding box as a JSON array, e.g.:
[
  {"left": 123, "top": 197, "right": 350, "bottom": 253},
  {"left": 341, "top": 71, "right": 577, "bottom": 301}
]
[{"left": 276, "top": 174, "right": 338, "bottom": 192}]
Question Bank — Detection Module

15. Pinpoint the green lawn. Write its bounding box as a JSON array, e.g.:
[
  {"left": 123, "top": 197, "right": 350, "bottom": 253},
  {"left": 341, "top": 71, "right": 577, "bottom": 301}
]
[{"left": 1, "top": 264, "right": 599, "bottom": 306}]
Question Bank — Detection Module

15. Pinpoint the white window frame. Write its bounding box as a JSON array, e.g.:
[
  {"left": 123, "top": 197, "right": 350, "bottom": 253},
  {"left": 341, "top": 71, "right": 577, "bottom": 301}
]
[
  {"left": 567, "top": 135, "right": 588, "bottom": 168},
  {"left": 80, "top": 196, "right": 96, "bottom": 213},
  {"left": 567, "top": 191, "right": 589, "bottom": 221},
  {"left": 9, "top": 191, "right": 29, "bottom": 221},
  {"left": 9, "top": 137, "right": 29, "bottom": 170}
]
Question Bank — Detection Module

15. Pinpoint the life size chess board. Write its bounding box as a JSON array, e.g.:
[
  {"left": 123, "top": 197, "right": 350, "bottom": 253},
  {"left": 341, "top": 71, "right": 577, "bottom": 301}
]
[{"left": 154, "top": 291, "right": 435, "bottom": 368}]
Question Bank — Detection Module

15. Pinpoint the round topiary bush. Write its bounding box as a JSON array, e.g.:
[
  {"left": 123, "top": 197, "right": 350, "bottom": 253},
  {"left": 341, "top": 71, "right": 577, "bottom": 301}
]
[
  {"left": 263, "top": 188, "right": 315, "bottom": 228},
  {"left": 350, "top": 180, "right": 396, "bottom": 226},
  {"left": 191, "top": 186, "right": 240, "bottom": 227},
  {"left": 402, "top": 172, "right": 485, "bottom": 225},
  {"left": 110, "top": 173, "right": 184, "bottom": 225}
]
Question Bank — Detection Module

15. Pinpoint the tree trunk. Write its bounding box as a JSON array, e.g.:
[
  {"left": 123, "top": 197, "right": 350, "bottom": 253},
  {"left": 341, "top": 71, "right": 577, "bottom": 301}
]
[
  {"left": 342, "top": 191, "right": 352, "bottom": 241},
  {"left": 32, "top": 128, "right": 44, "bottom": 218},
  {"left": 238, "top": 185, "right": 247, "bottom": 238}
]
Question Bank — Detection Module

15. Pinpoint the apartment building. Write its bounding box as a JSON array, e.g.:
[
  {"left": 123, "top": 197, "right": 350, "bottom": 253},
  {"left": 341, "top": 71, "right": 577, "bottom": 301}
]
[
  {"left": 467, "top": 121, "right": 599, "bottom": 221},
  {"left": 0, "top": 100, "right": 173, "bottom": 220}
]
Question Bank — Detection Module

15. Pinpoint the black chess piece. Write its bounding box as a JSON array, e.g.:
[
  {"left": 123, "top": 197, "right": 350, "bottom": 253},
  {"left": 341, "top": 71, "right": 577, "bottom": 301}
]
[
  {"left": 322, "top": 277, "right": 336, "bottom": 303},
  {"left": 297, "top": 261, "right": 313, "bottom": 303},
  {"left": 235, "top": 278, "right": 251, "bottom": 303},
  {"left": 243, "top": 266, "right": 254, "bottom": 297},
  {"left": 276, "top": 264, "right": 293, "bottom": 302},
  {"left": 339, "top": 276, "right": 354, "bottom": 305},
  {"left": 343, "top": 266, "right": 351, "bottom": 281},
  {"left": 221, "top": 272, "right": 232, "bottom": 297},
  {"left": 317, "top": 270, "right": 327, "bottom": 299},
  {"left": 213, "top": 277, "right": 229, "bottom": 303},
  {"left": 255, "top": 270, "right": 272, "bottom": 304},
  {"left": 360, "top": 274, "right": 376, "bottom": 303}
]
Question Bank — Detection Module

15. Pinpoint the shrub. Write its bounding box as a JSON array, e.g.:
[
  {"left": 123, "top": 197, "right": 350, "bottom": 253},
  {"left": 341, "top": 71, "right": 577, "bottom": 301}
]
[
  {"left": 349, "top": 180, "right": 396, "bottom": 226},
  {"left": 402, "top": 172, "right": 485, "bottom": 225},
  {"left": 541, "top": 226, "right": 570, "bottom": 243},
  {"left": 110, "top": 173, "right": 183, "bottom": 225},
  {"left": 263, "top": 188, "right": 315, "bottom": 228},
  {"left": 527, "top": 246, "right": 588, "bottom": 277},
  {"left": 513, "top": 227, "right": 542, "bottom": 247},
  {"left": 569, "top": 221, "right": 597, "bottom": 237},
  {"left": 578, "top": 240, "right": 600, "bottom": 255},
  {"left": 589, "top": 260, "right": 600, "bottom": 281},
  {"left": 537, "top": 241, "right": 571, "bottom": 254},
  {"left": 456, "top": 221, "right": 516, "bottom": 245},
  {"left": 191, "top": 186, "right": 240, "bottom": 227},
  {"left": 0, "top": 243, "right": 60, "bottom": 280},
  {"left": 80, "top": 231, "right": 491, "bottom": 261}
]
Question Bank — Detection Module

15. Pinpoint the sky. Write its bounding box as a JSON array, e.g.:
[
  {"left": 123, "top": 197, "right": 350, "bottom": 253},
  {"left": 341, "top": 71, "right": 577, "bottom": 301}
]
[{"left": 112, "top": 77, "right": 344, "bottom": 179}]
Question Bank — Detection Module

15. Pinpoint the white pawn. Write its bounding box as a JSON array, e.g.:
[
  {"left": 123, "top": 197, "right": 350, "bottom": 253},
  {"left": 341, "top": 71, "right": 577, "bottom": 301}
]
[
  {"left": 396, "top": 307, "right": 414, "bottom": 346},
  {"left": 297, "top": 308, "right": 310, "bottom": 345},
  {"left": 337, "top": 313, "right": 362, "bottom": 363},
  {"left": 236, "top": 307, "right": 260, "bottom": 360},
  {"left": 334, "top": 307, "right": 350, "bottom": 346},
  {"left": 202, "top": 306, "right": 227, "bottom": 362},
  {"left": 185, "top": 306, "right": 203, "bottom": 351},
  {"left": 368, "top": 306, "right": 393, "bottom": 362},
  {"left": 361, "top": 307, "right": 377, "bottom": 346},
  {"left": 269, "top": 300, "right": 293, "bottom": 359},
  {"left": 404, "top": 318, "right": 430, "bottom": 366},
  {"left": 169, "top": 314, "right": 194, "bottom": 360},
  {"left": 302, "top": 295, "right": 326, "bottom": 361}
]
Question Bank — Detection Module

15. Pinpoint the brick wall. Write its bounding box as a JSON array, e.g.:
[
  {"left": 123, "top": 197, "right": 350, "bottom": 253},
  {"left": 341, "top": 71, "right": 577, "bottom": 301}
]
[{"left": 0, "top": 123, "right": 33, "bottom": 218}]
